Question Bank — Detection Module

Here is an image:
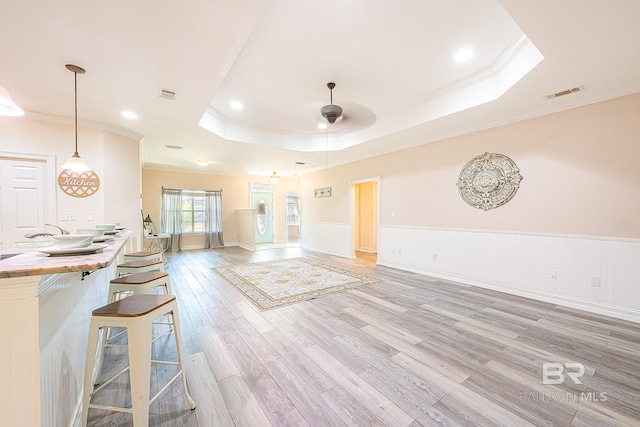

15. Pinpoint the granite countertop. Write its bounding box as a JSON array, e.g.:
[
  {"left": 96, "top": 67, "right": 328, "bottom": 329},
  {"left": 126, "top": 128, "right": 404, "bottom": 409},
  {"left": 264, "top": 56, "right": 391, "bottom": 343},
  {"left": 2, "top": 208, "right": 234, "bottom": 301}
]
[{"left": 0, "top": 230, "right": 132, "bottom": 278}]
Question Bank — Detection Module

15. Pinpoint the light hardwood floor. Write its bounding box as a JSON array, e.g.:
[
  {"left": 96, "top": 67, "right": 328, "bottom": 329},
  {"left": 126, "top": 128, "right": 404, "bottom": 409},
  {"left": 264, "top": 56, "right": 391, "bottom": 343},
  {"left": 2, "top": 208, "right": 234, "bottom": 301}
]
[{"left": 86, "top": 246, "right": 640, "bottom": 426}]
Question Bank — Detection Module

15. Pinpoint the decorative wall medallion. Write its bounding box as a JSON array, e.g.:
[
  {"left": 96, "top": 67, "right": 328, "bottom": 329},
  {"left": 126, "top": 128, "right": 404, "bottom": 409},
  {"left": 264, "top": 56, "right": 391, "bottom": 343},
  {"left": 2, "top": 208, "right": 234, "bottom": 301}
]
[
  {"left": 456, "top": 152, "right": 522, "bottom": 211},
  {"left": 58, "top": 169, "right": 101, "bottom": 198},
  {"left": 315, "top": 186, "right": 331, "bottom": 198}
]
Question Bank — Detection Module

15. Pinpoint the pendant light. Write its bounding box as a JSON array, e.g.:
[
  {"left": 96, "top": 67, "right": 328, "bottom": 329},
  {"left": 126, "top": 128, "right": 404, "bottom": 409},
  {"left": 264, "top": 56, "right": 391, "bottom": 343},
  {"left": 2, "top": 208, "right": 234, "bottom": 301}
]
[
  {"left": 61, "top": 64, "right": 91, "bottom": 172},
  {"left": 270, "top": 171, "right": 281, "bottom": 184},
  {"left": 0, "top": 84, "right": 24, "bottom": 116}
]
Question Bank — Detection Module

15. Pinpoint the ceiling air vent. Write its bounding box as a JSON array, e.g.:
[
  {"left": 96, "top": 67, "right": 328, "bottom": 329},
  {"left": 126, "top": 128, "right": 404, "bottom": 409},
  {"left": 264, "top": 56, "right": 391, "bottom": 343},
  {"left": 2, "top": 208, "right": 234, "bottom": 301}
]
[
  {"left": 543, "top": 85, "right": 585, "bottom": 100},
  {"left": 165, "top": 145, "right": 183, "bottom": 149},
  {"left": 158, "top": 87, "right": 178, "bottom": 100}
]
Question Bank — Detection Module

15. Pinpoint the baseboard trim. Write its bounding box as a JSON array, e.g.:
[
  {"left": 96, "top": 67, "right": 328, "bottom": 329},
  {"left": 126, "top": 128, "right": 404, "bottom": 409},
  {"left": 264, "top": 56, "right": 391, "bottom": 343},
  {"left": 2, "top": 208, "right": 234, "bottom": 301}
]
[
  {"left": 300, "top": 243, "right": 354, "bottom": 259},
  {"left": 236, "top": 242, "right": 256, "bottom": 251},
  {"left": 377, "top": 261, "right": 640, "bottom": 324}
]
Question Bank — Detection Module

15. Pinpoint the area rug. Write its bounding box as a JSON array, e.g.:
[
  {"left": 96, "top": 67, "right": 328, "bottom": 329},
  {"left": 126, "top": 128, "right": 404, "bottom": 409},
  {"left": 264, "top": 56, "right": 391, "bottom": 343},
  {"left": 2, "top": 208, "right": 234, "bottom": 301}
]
[{"left": 213, "top": 257, "right": 382, "bottom": 311}]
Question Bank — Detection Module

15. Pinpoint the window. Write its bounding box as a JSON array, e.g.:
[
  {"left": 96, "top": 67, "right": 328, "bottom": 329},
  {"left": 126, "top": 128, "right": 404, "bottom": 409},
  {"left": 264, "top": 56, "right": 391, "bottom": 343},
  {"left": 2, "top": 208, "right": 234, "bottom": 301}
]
[
  {"left": 161, "top": 188, "right": 224, "bottom": 251},
  {"left": 181, "top": 191, "right": 205, "bottom": 233}
]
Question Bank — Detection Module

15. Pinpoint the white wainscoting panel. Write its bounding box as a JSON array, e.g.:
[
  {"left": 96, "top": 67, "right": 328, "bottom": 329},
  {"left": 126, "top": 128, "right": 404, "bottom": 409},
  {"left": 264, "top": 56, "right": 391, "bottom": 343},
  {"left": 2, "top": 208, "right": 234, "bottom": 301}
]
[
  {"left": 300, "top": 221, "right": 352, "bottom": 258},
  {"left": 377, "top": 225, "right": 640, "bottom": 323},
  {"left": 38, "top": 269, "right": 111, "bottom": 427}
]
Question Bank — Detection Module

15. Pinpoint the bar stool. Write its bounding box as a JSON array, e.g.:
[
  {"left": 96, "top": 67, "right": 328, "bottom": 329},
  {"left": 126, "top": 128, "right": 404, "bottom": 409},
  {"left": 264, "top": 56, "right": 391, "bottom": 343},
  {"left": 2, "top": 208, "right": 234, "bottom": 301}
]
[
  {"left": 95, "top": 271, "right": 175, "bottom": 383},
  {"left": 123, "top": 250, "right": 163, "bottom": 263},
  {"left": 116, "top": 259, "right": 164, "bottom": 276},
  {"left": 82, "top": 294, "right": 196, "bottom": 426},
  {"left": 107, "top": 271, "right": 172, "bottom": 302}
]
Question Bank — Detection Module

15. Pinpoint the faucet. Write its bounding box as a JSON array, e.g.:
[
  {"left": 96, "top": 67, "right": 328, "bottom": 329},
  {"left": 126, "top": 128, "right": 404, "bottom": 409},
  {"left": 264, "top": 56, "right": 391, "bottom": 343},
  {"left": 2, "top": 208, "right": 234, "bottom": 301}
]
[
  {"left": 44, "top": 223, "right": 70, "bottom": 234},
  {"left": 24, "top": 232, "right": 55, "bottom": 238},
  {"left": 23, "top": 224, "right": 70, "bottom": 239}
]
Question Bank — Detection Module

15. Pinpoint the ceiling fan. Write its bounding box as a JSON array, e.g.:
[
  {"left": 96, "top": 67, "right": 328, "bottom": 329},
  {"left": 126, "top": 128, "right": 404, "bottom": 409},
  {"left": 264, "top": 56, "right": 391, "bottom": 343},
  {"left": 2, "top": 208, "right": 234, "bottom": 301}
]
[{"left": 320, "top": 82, "right": 343, "bottom": 124}]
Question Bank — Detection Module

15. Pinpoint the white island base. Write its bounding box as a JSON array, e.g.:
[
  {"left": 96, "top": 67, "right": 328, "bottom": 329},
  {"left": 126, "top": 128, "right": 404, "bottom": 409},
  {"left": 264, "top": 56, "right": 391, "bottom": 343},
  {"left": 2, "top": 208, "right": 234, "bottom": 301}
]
[{"left": 0, "top": 232, "right": 133, "bottom": 427}]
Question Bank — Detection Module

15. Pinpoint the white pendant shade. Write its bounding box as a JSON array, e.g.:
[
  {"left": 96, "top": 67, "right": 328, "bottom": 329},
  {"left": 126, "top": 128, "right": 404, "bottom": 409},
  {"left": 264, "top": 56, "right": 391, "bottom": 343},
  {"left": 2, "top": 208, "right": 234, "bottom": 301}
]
[
  {"left": 61, "top": 153, "right": 91, "bottom": 172},
  {"left": 0, "top": 84, "right": 25, "bottom": 117}
]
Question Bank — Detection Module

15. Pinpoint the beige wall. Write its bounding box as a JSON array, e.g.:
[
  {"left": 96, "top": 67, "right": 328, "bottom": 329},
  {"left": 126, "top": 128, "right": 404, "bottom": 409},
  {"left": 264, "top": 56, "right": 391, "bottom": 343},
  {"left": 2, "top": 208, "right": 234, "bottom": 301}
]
[
  {"left": 141, "top": 169, "right": 300, "bottom": 246},
  {"left": 302, "top": 92, "right": 640, "bottom": 239},
  {"left": 0, "top": 116, "right": 141, "bottom": 239}
]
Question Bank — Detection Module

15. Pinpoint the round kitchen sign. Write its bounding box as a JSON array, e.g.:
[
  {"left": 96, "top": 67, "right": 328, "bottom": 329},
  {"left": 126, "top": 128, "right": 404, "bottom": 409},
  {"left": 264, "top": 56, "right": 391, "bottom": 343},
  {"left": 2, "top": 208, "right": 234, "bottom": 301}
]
[{"left": 58, "top": 169, "right": 100, "bottom": 198}]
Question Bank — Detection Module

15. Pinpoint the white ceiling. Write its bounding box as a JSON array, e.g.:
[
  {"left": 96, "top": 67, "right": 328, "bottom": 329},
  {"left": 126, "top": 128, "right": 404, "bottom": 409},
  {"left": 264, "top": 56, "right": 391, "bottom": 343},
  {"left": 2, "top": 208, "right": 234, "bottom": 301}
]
[{"left": 2, "top": 0, "right": 640, "bottom": 179}]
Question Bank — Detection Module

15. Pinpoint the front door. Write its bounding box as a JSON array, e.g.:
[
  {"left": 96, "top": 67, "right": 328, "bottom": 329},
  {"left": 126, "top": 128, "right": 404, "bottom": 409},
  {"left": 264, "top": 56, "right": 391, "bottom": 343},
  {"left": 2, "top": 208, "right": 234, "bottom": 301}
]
[{"left": 251, "top": 191, "right": 273, "bottom": 244}]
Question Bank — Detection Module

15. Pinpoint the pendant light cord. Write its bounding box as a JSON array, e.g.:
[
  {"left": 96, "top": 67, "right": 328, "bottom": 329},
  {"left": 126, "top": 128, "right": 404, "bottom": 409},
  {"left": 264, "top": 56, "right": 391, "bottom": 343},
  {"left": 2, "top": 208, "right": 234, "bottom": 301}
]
[{"left": 73, "top": 70, "right": 78, "bottom": 155}]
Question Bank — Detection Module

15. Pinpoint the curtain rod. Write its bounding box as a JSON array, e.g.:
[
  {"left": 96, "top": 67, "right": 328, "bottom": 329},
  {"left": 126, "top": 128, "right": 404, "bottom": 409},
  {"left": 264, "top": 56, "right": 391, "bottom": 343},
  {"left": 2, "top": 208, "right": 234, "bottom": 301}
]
[{"left": 162, "top": 186, "right": 222, "bottom": 192}]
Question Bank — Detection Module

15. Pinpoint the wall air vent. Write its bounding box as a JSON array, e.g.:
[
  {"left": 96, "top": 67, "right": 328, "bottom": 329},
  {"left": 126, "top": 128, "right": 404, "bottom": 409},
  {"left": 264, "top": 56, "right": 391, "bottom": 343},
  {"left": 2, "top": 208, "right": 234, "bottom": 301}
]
[
  {"left": 158, "top": 88, "right": 178, "bottom": 100},
  {"left": 543, "top": 85, "right": 585, "bottom": 100}
]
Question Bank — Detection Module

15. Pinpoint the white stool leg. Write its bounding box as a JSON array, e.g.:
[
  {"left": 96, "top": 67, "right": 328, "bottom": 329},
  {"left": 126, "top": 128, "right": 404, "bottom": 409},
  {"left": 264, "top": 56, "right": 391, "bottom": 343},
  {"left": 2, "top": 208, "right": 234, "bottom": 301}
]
[
  {"left": 128, "top": 319, "right": 153, "bottom": 426},
  {"left": 170, "top": 303, "right": 196, "bottom": 409},
  {"left": 93, "top": 287, "right": 123, "bottom": 385},
  {"left": 82, "top": 319, "right": 101, "bottom": 426}
]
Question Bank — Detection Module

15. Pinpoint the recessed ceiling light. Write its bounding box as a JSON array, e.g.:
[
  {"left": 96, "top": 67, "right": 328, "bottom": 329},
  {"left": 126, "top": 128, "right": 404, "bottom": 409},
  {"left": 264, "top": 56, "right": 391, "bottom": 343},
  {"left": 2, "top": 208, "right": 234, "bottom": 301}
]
[
  {"left": 455, "top": 48, "right": 473, "bottom": 63},
  {"left": 318, "top": 123, "right": 327, "bottom": 130},
  {"left": 230, "top": 101, "right": 243, "bottom": 110},
  {"left": 196, "top": 160, "right": 208, "bottom": 167},
  {"left": 121, "top": 110, "right": 138, "bottom": 120}
]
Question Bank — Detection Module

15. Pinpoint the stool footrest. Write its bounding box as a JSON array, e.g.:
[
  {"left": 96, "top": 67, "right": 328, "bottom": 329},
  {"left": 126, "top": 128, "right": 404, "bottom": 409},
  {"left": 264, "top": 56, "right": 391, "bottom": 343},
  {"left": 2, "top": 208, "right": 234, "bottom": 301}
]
[
  {"left": 93, "top": 365, "right": 130, "bottom": 391},
  {"left": 87, "top": 403, "right": 134, "bottom": 415}
]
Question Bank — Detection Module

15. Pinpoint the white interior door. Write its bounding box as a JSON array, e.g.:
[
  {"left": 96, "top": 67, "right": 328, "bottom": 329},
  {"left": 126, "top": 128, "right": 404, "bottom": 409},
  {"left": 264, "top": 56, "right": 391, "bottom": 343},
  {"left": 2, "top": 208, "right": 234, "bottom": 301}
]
[{"left": 0, "top": 155, "right": 50, "bottom": 250}]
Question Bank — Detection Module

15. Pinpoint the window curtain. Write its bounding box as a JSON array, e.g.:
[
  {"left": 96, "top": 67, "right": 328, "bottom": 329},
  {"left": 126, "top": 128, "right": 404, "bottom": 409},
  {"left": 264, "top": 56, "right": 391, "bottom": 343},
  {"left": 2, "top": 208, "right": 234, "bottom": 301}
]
[
  {"left": 292, "top": 196, "right": 300, "bottom": 217},
  {"left": 204, "top": 190, "right": 224, "bottom": 249},
  {"left": 161, "top": 188, "right": 183, "bottom": 251}
]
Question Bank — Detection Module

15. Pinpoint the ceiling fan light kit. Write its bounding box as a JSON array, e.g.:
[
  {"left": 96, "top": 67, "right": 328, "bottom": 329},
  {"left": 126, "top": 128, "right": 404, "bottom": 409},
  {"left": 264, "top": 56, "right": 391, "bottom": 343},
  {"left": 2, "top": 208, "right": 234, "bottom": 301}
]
[{"left": 321, "top": 82, "right": 343, "bottom": 124}]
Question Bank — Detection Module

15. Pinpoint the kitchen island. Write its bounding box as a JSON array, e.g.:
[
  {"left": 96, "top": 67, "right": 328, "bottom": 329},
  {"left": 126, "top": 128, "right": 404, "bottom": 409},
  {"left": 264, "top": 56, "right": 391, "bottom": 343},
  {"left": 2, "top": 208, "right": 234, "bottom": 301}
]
[{"left": 0, "top": 231, "right": 134, "bottom": 427}]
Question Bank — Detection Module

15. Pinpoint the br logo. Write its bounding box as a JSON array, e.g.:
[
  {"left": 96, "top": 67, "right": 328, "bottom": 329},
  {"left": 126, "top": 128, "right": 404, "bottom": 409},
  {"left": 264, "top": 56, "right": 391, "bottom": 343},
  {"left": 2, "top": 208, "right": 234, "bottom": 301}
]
[{"left": 542, "top": 362, "right": 585, "bottom": 385}]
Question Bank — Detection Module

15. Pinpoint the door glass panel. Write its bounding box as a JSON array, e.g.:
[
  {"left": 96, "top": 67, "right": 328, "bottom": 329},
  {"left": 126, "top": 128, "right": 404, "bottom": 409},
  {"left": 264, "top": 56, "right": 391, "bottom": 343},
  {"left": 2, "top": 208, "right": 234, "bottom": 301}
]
[{"left": 256, "top": 200, "right": 268, "bottom": 235}]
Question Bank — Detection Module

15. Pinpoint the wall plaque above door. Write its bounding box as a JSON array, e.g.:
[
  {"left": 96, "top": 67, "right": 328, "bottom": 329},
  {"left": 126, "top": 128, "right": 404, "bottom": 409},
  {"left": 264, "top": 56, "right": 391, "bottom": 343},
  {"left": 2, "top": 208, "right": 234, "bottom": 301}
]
[
  {"left": 58, "top": 169, "right": 100, "bottom": 198},
  {"left": 456, "top": 152, "right": 522, "bottom": 211}
]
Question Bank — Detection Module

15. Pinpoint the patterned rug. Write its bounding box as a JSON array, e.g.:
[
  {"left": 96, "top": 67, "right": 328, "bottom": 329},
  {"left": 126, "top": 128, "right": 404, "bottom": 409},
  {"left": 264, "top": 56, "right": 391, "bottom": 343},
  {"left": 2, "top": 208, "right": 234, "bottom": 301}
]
[{"left": 213, "top": 257, "right": 382, "bottom": 311}]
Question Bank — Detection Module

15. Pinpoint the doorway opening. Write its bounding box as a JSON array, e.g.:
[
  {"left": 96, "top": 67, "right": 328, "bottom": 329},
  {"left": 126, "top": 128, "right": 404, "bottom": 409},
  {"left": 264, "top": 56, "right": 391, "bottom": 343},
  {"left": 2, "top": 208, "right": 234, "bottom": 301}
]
[
  {"left": 285, "top": 193, "right": 300, "bottom": 244},
  {"left": 351, "top": 177, "right": 379, "bottom": 262}
]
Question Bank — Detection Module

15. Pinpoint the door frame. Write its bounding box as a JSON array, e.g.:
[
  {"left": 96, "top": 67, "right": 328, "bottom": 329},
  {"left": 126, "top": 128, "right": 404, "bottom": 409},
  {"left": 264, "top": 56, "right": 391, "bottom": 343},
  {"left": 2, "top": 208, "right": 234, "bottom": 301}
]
[
  {"left": 284, "top": 192, "right": 300, "bottom": 243},
  {"left": 349, "top": 176, "right": 380, "bottom": 258}
]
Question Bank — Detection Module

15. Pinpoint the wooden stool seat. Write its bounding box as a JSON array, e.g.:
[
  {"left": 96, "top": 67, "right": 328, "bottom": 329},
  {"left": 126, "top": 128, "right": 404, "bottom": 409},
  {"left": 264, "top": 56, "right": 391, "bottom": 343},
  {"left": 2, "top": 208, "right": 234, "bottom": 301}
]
[
  {"left": 93, "top": 293, "right": 175, "bottom": 317},
  {"left": 110, "top": 271, "right": 169, "bottom": 285},
  {"left": 82, "top": 294, "right": 195, "bottom": 425},
  {"left": 123, "top": 251, "right": 163, "bottom": 263},
  {"left": 116, "top": 259, "right": 164, "bottom": 276}
]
